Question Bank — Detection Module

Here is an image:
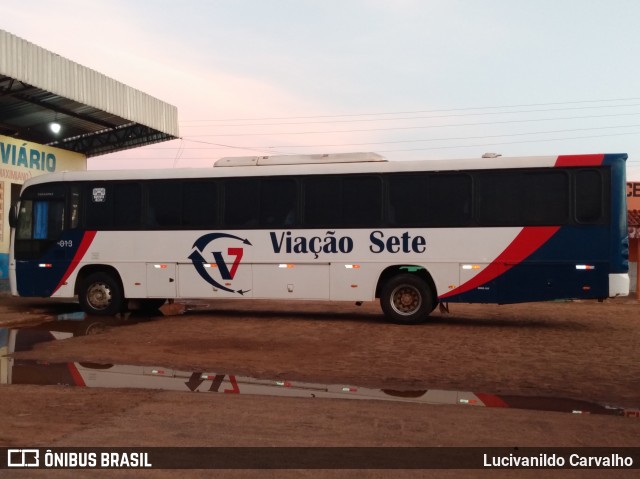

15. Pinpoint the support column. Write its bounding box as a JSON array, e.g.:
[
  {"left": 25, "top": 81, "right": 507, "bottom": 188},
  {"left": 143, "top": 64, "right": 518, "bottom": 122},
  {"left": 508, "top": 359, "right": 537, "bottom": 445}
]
[{"left": 636, "top": 238, "right": 640, "bottom": 297}]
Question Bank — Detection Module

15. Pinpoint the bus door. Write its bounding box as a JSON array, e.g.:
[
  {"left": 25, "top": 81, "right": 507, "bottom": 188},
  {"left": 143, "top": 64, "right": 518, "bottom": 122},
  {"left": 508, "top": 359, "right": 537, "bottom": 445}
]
[
  {"left": 13, "top": 184, "right": 75, "bottom": 297},
  {"left": 252, "top": 263, "right": 330, "bottom": 300}
]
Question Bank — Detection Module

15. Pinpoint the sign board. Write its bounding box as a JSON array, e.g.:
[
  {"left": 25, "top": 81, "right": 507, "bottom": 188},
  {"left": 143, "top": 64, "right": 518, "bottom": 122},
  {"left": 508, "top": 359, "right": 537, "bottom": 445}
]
[
  {"left": 0, "top": 134, "right": 86, "bottom": 179},
  {"left": 0, "top": 134, "right": 86, "bottom": 278},
  {"left": 628, "top": 182, "right": 640, "bottom": 211},
  {"left": 628, "top": 183, "right": 640, "bottom": 240}
]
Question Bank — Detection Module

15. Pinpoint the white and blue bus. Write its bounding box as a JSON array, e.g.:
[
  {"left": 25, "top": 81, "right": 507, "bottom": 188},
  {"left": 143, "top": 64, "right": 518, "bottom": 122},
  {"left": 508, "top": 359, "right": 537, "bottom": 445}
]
[{"left": 8, "top": 152, "right": 629, "bottom": 324}]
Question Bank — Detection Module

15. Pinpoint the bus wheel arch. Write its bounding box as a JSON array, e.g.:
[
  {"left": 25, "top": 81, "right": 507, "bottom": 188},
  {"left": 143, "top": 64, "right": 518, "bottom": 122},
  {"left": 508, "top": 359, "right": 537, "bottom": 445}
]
[
  {"left": 376, "top": 266, "right": 438, "bottom": 324},
  {"left": 76, "top": 266, "right": 125, "bottom": 316}
]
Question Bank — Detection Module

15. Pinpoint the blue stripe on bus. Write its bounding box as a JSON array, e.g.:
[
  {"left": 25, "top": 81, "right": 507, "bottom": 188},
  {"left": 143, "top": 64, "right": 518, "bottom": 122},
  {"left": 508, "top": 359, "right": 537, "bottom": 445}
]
[
  {"left": 444, "top": 225, "right": 611, "bottom": 304},
  {"left": 15, "top": 230, "right": 88, "bottom": 297},
  {"left": 603, "top": 153, "right": 629, "bottom": 275},
  {"left": 445, "top": 154, "right": 628, "bottom": 304}
]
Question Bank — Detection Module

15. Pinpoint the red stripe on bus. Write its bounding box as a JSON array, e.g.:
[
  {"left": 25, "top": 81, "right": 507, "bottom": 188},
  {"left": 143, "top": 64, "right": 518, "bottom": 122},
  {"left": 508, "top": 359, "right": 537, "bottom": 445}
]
[
  {"left": 439, "top": 226, "right": 560, "bottom": 300},
  {"left": 53, "top": 231, "right": 97, "bottom": 294},
  {"left": 554, "top": 154, "right": 604, "bottom": 167},
  {"left": 224, "top": 375, "right": 240, "bottom": 394},
  {"left": 475, "top": 392, "right": 509, "bottom": 408},
  {"left": 67, "top": 363, "right": 87, "bottom": 387}
]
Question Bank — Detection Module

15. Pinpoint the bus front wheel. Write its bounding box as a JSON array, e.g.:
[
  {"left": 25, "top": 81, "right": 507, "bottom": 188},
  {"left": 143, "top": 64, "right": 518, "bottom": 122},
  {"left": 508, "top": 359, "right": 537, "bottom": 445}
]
[
  {"left": 79, "top": 272, "right": 124, "bottom": 316},
  {"left": 380, "top": 274, "right": 433, "bottom": 324}
]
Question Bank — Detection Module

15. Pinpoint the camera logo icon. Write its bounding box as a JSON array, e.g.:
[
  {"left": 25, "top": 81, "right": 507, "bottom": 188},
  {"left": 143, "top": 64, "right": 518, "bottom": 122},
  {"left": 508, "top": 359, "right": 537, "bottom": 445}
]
[{"left": 7, "top": 449, "right": 39, "bottom": 467}]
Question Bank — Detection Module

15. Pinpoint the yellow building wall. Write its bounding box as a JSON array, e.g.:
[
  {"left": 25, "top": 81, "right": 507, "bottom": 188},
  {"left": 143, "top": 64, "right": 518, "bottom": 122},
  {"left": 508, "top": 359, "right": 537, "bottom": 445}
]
[{"left": 0, "top": 134, "right": 86, "bottom": 279}]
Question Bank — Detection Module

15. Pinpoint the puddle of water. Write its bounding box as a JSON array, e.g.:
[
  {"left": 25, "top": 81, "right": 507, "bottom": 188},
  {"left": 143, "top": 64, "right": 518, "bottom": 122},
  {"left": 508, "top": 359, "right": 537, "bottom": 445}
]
[{"left": 1, "top": 318, "right": 638, "bottom": 419}]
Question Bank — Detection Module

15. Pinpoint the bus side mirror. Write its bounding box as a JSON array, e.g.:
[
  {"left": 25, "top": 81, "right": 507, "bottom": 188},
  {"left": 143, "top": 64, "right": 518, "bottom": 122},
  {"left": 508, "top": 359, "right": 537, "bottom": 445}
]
[{"left": 8, "top": 203, "right": 18, "bottom": 228}]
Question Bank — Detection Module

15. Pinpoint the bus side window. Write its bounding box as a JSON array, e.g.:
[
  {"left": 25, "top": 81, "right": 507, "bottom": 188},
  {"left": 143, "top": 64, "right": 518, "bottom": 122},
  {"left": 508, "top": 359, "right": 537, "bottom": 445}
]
[
  {"left": 261, "top": 178, "right": 297, "bottom": 228},
  {"left": 223, "top": 178, "right": 259, "bottom": 228},
  {"left": 303, "top": 177, "right": 341, "bottom": 228},
  {"left": 522, "top": 171, "right": 568, "bottom": 225},
  {"left": 85, "top": 184, "right": 114, "bottom": 229},
  {"left": 183, "top": 181, "right": 218, "bottom": 228},
  {"left": 145, "top": 182, "right": 178, "bottom": 228},
  {"left": 387, "top": 174, "right": 429, "bottom": 226},
  {"left": 478, "top": 170, "right": 569, "bottom": 226},
  {"left": 427, "top": 174, "right": 472, "bottom": 227},
  {"left": 115, "top": 183, "right": 142, "bottom": 229},
  {"left": 343, "top": 176, "right": 382, "bottom": 227},
  {"left": 575, "top": 170, "right": 605, "bottom": 223}
]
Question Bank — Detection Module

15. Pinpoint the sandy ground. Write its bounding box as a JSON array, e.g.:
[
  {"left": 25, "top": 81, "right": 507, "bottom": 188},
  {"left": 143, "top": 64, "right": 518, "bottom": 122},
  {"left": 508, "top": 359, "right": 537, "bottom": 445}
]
[{"left": 0, "top": 295, "right": 639, "bottom": 478}]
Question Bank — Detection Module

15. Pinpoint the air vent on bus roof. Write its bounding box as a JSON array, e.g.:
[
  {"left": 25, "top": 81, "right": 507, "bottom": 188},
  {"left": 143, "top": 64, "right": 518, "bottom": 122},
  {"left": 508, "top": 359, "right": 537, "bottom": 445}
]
[{"left": 214, "top": 152, "right": 387, "bottom": 167}]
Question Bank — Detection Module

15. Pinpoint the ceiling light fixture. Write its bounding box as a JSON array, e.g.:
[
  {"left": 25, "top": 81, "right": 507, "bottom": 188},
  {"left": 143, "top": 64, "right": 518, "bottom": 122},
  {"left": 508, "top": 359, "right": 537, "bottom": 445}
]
[{"left": 49, "top": 122, "right": 61, "bottom": 134}]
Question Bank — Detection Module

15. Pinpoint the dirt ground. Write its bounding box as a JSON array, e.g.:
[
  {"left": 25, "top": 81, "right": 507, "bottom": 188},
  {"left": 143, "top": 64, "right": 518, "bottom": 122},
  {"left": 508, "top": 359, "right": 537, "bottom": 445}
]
[{"left": 1, "top": 294, "right": 639, "bottom": 478}]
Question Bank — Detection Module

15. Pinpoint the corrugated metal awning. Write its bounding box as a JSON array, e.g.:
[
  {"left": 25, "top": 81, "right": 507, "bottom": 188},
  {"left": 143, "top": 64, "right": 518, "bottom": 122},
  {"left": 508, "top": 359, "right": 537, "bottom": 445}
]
[{"left": 0, "top": 29, "right": 178, "bottom": 157}]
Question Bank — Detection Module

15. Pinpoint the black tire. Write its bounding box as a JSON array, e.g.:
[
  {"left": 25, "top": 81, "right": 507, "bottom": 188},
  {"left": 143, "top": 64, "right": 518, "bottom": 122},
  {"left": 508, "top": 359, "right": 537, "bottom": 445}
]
[
  {"left": 78, "top": 272, "right": 124, "bottom": 316},
  {"left": 380, "top": 274, "right": 434, "bottom": 324}
]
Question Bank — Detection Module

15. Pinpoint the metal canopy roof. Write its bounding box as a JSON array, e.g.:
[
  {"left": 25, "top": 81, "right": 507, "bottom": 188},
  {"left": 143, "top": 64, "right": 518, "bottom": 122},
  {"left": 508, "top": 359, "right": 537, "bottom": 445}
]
[{"left": 0, "top": 30, "right": 179, "bottom": 158}]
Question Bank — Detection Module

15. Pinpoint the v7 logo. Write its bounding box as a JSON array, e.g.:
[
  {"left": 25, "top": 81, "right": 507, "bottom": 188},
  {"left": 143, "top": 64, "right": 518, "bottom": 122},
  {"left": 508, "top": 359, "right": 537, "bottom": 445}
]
[
  {"left": 189, "top": 232, "right": 252, "bottom": 295},
  {"left": 212, "top": 247, "right": 243, "bottom": 280}
]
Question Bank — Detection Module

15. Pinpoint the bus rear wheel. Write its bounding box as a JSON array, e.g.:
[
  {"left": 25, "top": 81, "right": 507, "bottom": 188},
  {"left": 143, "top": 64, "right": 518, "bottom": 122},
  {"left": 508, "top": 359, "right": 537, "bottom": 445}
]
[
  {"left": 380, "top": 274, "right": 433, "bottom": 324},
  {"left": 79, "top": 272, "right": 124, "bottom": 316}
]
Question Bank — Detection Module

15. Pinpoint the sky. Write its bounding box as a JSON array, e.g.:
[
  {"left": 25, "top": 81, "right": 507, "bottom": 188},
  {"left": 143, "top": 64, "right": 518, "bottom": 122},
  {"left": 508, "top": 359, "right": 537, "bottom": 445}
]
[{"left": 3, "top": 0, "right": 640, "bottom": 179}]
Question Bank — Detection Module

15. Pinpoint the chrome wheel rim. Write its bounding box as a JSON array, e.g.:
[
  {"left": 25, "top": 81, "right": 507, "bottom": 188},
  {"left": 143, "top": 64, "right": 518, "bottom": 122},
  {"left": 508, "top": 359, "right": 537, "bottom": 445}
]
[
  {"left": 86, "top": 282, "right": 112, "bottom": 310},
  {"left": 390, "top": 285, "right": 422, "bottom": 316}
]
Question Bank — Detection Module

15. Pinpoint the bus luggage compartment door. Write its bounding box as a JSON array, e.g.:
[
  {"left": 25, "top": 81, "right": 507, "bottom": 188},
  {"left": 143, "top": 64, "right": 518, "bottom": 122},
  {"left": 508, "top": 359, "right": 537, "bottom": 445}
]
[
  {"left": 252, "top": 263, "right": 330, "bottom": 299},
  {"left": 146, "top": 263, "right": 177, "bottom": 298}
]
